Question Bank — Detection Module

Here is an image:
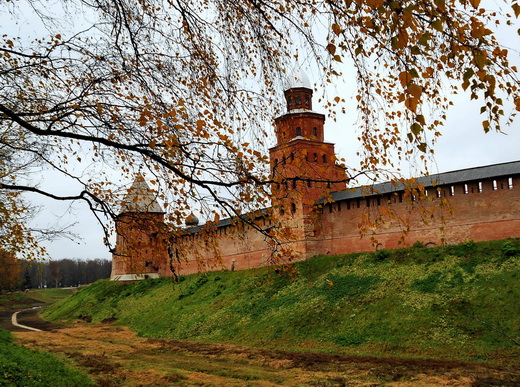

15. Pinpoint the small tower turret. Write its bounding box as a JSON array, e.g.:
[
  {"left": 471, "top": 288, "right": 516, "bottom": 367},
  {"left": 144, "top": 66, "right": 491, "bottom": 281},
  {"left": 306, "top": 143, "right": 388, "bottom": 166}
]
[{"left": 111, "top": 175, "right": 166, "bottom": 281}]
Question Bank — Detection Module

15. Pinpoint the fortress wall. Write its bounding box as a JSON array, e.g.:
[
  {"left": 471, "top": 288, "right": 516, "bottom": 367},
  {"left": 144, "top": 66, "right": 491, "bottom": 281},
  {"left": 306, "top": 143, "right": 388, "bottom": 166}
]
[
  {"left": 315, "top": 175, "right": 520, "bottom": 256},
  {"left": 112, "top": 173, "right": 520, "bottom": 280},
  {"left": 111, "top": 212, "right": 167, "bottom": 277},
  {"left": 171, "top": 220, "right": 275, "bottom": 276}
]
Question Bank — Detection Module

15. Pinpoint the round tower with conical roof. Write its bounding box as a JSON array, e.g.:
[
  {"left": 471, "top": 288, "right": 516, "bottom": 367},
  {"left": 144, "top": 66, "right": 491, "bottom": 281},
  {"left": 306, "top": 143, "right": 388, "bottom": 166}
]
[{"left": 111, "top": 175, "right": 167, "bottom": 281}]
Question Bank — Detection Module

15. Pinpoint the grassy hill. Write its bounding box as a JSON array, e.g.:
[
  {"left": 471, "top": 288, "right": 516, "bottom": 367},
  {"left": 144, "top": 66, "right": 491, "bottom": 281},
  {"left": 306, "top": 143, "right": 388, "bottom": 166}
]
[
  {"left": 44, "top": 239, "right": 520, "bottom": 364},
  {"left": 0, "top": 288, "right": 75, "bottom": 311}
]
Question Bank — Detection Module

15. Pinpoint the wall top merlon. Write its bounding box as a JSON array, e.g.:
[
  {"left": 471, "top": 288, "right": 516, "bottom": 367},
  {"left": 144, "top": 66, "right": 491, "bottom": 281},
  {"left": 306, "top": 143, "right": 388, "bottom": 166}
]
[{"left": 326, "top": 160, "right": 520, "bottom": 203}]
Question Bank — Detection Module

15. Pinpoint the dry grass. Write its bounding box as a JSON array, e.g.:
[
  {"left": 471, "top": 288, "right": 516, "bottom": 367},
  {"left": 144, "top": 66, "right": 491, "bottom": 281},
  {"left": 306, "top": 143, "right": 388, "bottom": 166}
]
[{"left": 14, "top": 322, "right": 520, "bottom": 386}]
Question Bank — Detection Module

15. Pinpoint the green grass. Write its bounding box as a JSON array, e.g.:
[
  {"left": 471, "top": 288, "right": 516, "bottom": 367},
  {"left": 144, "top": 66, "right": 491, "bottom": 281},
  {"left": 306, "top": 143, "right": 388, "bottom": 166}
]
[
  {"left": 44, "top": 238, "right": 520, "bottom": 364},
  {"left": 0, "top": 288, "right": 75, "bottom": 311},
  {"left": 0, "top": 329, "right": 92, "bottom": 386}
]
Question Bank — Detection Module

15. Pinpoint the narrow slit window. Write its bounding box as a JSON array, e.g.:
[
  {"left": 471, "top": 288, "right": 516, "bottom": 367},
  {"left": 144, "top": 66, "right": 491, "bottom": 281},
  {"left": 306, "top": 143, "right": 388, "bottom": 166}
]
[
  {"left": 509, "top": 177, "right": 513, "bottom": 189},
  {"left": 313, "top": 127, "right": 317, "bottom": 136},
  {"left": 322, "top": 154, "right": 326, "bottom": 163},
  {"left": 493, "top": 180, "right": 497, "bottom": 190},
  {"left": 313, "top": 153, "right": 318, "bottom": 162},
  {"left": 464, "top": 184, "right": 469, "bottom": 194},
  {"left": 450, "top": 186, "right": 455, "bottom": 196}
]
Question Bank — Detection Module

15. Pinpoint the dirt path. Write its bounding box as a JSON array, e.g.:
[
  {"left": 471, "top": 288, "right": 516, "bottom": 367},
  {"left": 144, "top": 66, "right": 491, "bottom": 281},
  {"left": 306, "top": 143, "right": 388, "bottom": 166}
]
[
  {"left": 14, "top": 322, "right": 520, "bottom": 386},
  {"left": 0, "top": 306, "right": 61, "bottom": 332}
]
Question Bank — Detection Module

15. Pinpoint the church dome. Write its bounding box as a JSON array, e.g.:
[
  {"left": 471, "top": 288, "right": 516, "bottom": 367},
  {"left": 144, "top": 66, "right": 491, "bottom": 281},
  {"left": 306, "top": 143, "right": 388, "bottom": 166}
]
[
  {"left": 185, "top": 213, "right": 199, "bottom": 226},
  {"left": 284, "top": 67, "right": 312, "bottom": 90}
]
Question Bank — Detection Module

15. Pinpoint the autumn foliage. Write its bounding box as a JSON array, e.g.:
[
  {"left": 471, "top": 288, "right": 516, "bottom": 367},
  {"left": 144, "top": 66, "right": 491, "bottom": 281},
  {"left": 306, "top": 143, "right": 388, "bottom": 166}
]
[{"left": 0, "top": 0, "right": 519, "bottom": 258}]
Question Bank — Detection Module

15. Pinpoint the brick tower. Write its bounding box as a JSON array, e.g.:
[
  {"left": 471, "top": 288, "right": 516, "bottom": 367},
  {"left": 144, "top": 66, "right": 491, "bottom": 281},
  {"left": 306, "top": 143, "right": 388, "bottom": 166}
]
[
  {"left": 111, "top": 175, "right": 167, "bottom": 281},
  {"left": 269, "top": 69, "right": 347, "bottom": 258}
]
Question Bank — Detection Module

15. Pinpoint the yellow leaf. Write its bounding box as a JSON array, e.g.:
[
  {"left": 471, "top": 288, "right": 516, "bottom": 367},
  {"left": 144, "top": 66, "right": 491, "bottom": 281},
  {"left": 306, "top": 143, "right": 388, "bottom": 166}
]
[
  {"left": 331, "top": 23, "right": 341, "bottom": 36},
  {"left": 407, "top": 83, "right": 423, "bottom": 99},
  {"left": 326, "top": 43, "right": 336, "bottom": 55},
  {"left": 405, "top": 97, "right": 418, "bottom": 113},
  {"left": 512, "top": 3, "right": 520, "bottom": 18},
  {"left": 399, "top": 71, "right": 413, "bottom": 87}
]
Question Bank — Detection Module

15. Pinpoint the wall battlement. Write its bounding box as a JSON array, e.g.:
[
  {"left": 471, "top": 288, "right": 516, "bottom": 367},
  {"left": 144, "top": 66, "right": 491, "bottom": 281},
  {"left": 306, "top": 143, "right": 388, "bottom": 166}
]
[{"left": 111, "top": 80, "right": 520, "bottom": 280}]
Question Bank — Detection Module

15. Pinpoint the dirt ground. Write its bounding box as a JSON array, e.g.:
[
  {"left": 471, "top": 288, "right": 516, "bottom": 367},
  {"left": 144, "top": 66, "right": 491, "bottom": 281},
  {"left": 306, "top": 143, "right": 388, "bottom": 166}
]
[{"left": 13, "top": 321, "right": 520, "bottom": 386}]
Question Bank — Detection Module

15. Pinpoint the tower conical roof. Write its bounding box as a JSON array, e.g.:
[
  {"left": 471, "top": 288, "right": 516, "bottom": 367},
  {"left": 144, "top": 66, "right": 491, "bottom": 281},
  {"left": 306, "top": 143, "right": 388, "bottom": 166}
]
[
  {"left": 284, "top": 67, "right": 311, "bottom": 90},
  {"left": 121, "top": 175, "right": 163, "bottom": 213}
]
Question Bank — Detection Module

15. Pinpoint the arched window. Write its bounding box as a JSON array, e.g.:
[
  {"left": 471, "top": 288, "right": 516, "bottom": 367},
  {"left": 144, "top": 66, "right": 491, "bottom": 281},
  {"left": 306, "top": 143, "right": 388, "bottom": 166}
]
[
  {"left": 296, "top": 127, "right": 302, "bottom": 136},
  {"left": 322, "top": 154, "right": 326, "bottom": 163},
  {"left": 313, "top": 127, "right": 318, "bottom": 136},
  {"left": 291, "top": 203, "right": 296, "bottom": 214}
]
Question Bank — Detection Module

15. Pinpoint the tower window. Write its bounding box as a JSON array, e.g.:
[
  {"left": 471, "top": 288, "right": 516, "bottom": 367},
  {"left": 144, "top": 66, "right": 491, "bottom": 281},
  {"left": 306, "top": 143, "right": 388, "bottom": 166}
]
[
  {"left": 313, "top": 153, "right": 318, "bottom": 162},
  {"left": 322, "top": 154, "right": 326, "bottom": 163},
  {"left": 287, "top": 96, "right": 292, "bottom": 106},
  {"left": 305, "top": 95, "right": 310, "bottom": 107},
  {"left": 296, "top": 127, "right": 302, "bottom": 136},
  {"left": 290, "top": 152, "right": 294, "bottom": 162},
  {"left": 313, "top": 127, "right": 317, "bottom": 136},
  {"left": 291, "top": 203, "right": 296, "bottom": 214},
  {"left": 295, "top": 95, "right": 301, "bottom": 105}
]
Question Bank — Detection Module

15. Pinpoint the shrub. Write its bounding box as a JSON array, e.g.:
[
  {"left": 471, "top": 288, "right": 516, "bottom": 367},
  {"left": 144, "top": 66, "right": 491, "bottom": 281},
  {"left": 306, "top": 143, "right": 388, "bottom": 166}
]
[
  {"left": 374, "top": 249, "right": 390, "bottom": 261},
  {"left": 502, "top": 241, "right": 519, "bottom": 258}
]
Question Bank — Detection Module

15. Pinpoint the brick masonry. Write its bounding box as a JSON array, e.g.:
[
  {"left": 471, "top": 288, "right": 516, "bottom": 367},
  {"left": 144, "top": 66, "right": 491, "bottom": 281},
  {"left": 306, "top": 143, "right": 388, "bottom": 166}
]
[{"left": 111, "top": 83, "right": 520, "bottom": 280}]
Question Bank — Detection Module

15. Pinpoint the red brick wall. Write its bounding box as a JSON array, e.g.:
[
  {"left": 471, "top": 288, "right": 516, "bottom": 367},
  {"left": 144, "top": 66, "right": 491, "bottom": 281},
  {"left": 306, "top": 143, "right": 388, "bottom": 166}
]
[
  {"left": 314, "top": 175, "right": 520, "bottom": 256},
  {"left": 111, "top": 212, "right": 167, "bottom": 277}
]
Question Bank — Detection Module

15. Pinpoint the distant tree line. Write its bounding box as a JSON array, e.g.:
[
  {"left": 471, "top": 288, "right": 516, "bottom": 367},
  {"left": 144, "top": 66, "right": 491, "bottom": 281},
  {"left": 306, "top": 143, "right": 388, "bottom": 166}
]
[{"left": 0, "top": 250, "right": 111, "bottom": 291}]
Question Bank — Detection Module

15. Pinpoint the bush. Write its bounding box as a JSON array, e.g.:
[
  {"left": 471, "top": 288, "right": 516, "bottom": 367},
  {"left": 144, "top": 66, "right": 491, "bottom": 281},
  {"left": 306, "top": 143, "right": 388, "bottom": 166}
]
[
  {"left": 502, "top": 241, "right": 519, "bottom": 258},
  {"left": 373, "top": 249, "right": 390, "bottom": 261}
]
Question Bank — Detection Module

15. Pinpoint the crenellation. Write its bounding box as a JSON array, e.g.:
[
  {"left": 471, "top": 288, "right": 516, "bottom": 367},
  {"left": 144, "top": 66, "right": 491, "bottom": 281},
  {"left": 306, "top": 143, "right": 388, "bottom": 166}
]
[{"left": 111, "top": 76, "right": 520, "bottom": 281}]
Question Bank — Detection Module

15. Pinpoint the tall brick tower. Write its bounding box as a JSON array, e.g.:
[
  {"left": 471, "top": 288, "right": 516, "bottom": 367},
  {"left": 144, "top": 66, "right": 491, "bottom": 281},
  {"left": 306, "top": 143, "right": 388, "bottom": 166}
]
[
  {"left": 111, "top": 175, "right": 166, "bottom": 281},
  {"left": 269, "top": 69, "right": 347, "bottom": 258}
]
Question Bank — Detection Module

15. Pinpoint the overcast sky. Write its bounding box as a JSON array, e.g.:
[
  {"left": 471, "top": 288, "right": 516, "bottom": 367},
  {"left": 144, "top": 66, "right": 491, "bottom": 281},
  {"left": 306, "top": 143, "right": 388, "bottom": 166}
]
[{"left": 5, "top": 1, "right": 520, "bottom": 261}]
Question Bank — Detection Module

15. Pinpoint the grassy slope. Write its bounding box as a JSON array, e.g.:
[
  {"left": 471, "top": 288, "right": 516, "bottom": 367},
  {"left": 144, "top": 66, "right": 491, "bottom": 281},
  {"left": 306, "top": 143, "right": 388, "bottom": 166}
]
[
  {"left": 0, "top": 329, "right": 92, "bottom": 386},
  {"left": 0, "top": 288, "right": 75, "bottom": 311},
  {"left": 44, "top": 239, "right": 520, "bottom": 364}
]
